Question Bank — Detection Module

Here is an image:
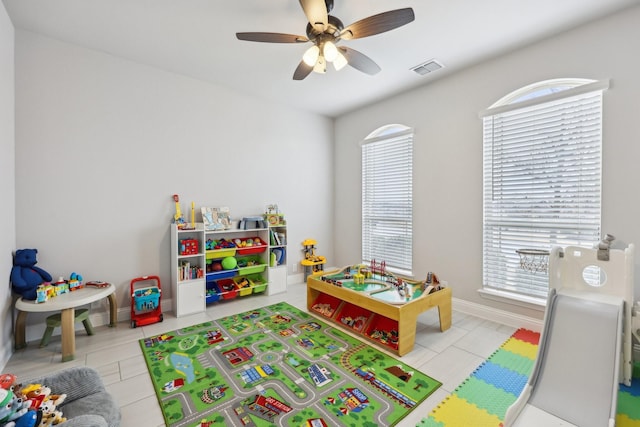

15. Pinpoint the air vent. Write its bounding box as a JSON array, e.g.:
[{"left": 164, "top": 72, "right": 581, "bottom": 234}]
[{"left": 411, "top": 59, "right": 443, "bottom": 76}]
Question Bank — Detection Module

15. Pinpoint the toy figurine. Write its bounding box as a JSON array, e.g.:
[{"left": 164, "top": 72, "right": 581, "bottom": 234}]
[{"left": 0, "top": 387, "right": 32, "bottom": 426}]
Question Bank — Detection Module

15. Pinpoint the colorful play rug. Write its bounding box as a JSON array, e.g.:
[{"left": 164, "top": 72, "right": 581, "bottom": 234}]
[
  {"left": 139, "top": 302, "right": 441, "bottom": 427},
  {"left": 418, "top": 329, "right": 640, "bottom": 427}
]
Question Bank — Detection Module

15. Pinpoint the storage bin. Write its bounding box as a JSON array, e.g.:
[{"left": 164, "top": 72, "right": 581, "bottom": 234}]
[
  {"left": 206, "top": 248, "right": 236, "bottom": 259},
  {"left": 133, "top": 287, "right": 161, "bottom": 312},
  {"left": 232, "top": 277, "right": 253, "bottom": 296},
  {"left": 234, "top": 237, "right": 267, "bottom": 255},
  {"left": 206, "top": 269, "right": 237, "bottom": 280},
  {"left": 206, "top": 286, "right": 221, "bottom": 303},
  {"left": 217, "top": 279, "right": 238, "bottom": 300}
]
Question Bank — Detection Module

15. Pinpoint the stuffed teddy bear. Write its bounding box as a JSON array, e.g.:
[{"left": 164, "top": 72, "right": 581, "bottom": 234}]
[{"left": 10, "top": 249, "right": 52, "bottom": 301}]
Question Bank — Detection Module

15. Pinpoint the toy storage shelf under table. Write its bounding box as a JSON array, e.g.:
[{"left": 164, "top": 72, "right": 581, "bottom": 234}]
[{"left": 306, "top": 275, "right": 452, "bottom": 356}]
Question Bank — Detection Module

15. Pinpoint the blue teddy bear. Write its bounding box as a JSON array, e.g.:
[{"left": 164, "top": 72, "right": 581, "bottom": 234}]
[{"left": 10, "top": 249, "right": 52, "bottom": 300}]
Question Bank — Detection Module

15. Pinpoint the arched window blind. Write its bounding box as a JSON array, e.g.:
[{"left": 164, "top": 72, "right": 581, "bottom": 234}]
[
  {"left": 481, "top": 79, "right": 607, "bottom": 300},
  {"left": 362, "top": 126, "right": 413, "bottom": 275}
]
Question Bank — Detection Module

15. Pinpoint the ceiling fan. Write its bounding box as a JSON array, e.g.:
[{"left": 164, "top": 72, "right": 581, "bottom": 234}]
[{"left": 236, "top": 0, "right": 415, "bottom": 80}]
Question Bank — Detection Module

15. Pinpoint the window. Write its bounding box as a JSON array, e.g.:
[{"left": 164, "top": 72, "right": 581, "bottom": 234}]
[
  {"left": 481, "top": 79, "right": 608, "bottom": 301},
  {"left": 361, "top": 125, "right": 413, "bottom": 275}
]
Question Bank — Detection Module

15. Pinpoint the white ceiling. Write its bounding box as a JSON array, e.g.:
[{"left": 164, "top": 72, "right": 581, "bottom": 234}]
[{"left": 3, "top": 0, "right": 639, "bottom": 118}]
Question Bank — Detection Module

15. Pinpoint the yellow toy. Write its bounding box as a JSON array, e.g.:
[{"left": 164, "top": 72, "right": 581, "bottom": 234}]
[{"left": 301, "top": 239, "right": 326, "bottom": 281}]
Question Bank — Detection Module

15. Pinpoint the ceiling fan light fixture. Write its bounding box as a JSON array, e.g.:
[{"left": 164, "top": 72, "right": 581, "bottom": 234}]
[
  {"left": 237, "top": 3, "right": 415, "bottom": 80},
  {"left": 313, "top": 55, "right": 327, "bottom": 74},
  {"left": 302, "top": 45, "right": 320, "bottom": 66},
  {"left": 323, "top": 40, "right": 339, "bottom": 62},
  {"left": 333, "top": 51, "right": 348, "bottom": 71}
]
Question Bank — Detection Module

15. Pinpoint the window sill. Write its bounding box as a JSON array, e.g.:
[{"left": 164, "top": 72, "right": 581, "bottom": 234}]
[{"left": 478, "top": 288, "right": 546, "bottom": 312}]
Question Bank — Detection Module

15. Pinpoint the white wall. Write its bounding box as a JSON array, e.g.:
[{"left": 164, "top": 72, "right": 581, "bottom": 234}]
[
  {"left": 14, "top": 31, "right": 334, "bottom": 336},
  {"left": 334, "top": 5, "right": 640, "bottom": 319},
  {"left": 0, "top": 3, "right": 15, "bottom": 369}
]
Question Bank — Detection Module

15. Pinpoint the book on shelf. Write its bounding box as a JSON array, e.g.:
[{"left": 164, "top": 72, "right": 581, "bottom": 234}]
[
  {"left": 270, "top": 229, "right": 281, "bottom": 245},
  {"left": 178, "top": 260, "right": 202, "bottom": 281}
]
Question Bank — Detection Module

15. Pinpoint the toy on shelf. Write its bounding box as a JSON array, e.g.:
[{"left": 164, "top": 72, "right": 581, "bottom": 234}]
[
  {"left": 172, "top": 194, "right": 195, "bottom": 230},
  {"left": 264, "top": 204, "right": 285, "bottom": 226},
  {"left": 179, "top": 238, "right": 199, "bottom": 255},
  {"left": 239, "top": 216, "right": 268, "bottom": 229},
  {"left": 130, "top": 275, "right": 163, "bottom": 328},
  {"left": 301, "top": 239, "right": 326, "bottom": 281}
]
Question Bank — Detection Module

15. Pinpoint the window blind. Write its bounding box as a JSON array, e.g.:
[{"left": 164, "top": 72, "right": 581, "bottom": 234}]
[
  {"left": 362, "top": 131, "right": 413, "bottom": 274},
  {"left": 483, "top": 89, "right": 602, "bottom": 298}
]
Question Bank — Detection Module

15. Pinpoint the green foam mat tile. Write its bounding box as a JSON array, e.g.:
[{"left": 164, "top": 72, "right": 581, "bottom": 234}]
[
  {"left": 618, "top": 390, "right": 640, "bottom": 420},
  {"left": 488, "top": 348, "right": 535, "bottom": 377}
]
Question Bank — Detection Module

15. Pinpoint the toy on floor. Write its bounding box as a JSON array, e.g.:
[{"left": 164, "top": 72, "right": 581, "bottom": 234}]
[
  {"left": 130, "top": 275, "right": 163, "bottom": 328},
  {"left": 503, "top": 240, "right": 635, "bottom": 427},
  {"left": 10, "top": 249, "right": 52, "bottom": 301},
  {"left": 301, "top": 239, "right": 326, "bottom": 280}
]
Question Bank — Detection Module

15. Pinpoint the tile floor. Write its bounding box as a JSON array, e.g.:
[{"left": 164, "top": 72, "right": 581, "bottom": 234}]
[{"left": 4, "top": 281, "right": 518, "bottom": 427}]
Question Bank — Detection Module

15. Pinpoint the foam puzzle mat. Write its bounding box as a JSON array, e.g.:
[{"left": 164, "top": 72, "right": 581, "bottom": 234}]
[{"left": 419, "top": 328, "right": 640, "bottom": 427}]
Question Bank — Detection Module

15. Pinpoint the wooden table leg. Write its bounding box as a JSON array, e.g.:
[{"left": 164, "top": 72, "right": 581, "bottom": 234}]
[
  {"left": 14, "top": 310, "right": 28, "bottom": 349},
  {"left": 107, "top": 293, "right": 117, "bottom": 327},
  {"left": 60, "top": 308, "right": 75, "bottom": 362},
  {"left": 438, "top": 294, "right": 453, "bottom": 332}
]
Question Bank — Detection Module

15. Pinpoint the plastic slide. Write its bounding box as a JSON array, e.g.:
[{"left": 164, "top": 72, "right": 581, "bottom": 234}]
[
  {"left": 503, "top": 243, "right": 634, "bottom": 427},
  {"left": 503, "top": 288, "right": 622, "bottom": 427}
]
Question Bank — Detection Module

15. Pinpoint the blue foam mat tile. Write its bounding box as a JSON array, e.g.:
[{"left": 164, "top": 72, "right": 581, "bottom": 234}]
[
  {"left": 620, "top": 378, "right": 640, "bottom": 397},
  {"left": 472, "top": 361, "right": 528, "bottom": 396}
]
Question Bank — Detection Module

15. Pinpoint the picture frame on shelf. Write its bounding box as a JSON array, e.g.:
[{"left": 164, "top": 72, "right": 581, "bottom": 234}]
[{"left": 201, "top": 207, "right": 231, "bottom": 230}]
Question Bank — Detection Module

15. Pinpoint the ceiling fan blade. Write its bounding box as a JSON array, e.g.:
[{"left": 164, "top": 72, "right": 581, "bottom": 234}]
[
  {"left": 339, "top": 46, "right": 381, "bottom": 75},
  {"left": 236, "top": 32, "right": 308, "bottom": 43},
  {"left": 299, "top": 0, "right": 328, "bottom": 33},
  {"left": 340, "top": 8, "right": 415, "bottom": 40},
  {"left": 293, "top": 61, "right": 314, "bottom": 80}
]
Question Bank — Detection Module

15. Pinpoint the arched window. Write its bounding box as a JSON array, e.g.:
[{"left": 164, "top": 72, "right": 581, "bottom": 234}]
[
  {"left": 361, "top": 124, "right": 413, "bottom": 275},
  {"left": 481, "top": 78, "right": 609, "bottom": 303}
]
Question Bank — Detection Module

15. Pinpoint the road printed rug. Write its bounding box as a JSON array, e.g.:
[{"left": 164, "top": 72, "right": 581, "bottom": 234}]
[
  {"left": 139, "top": 302, "right": 441, "bottom": 427},
  {"left": 418, "top": 328, "right": 640, "bottom": 427}
]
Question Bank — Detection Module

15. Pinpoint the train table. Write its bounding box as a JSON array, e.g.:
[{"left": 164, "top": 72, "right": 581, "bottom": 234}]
[{"left": 307, "top": 265, "right": 452, "bottom": 356}]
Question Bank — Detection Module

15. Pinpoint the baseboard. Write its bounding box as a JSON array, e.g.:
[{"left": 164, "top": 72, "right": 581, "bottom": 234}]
[
  {"left": 453, "top": 297, "right": 543, "bottom": 332},
  {"left": 288, "top": 272, "right": 305, "bottom": 285}
]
